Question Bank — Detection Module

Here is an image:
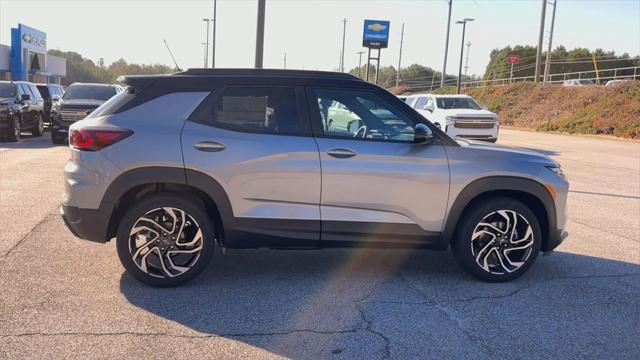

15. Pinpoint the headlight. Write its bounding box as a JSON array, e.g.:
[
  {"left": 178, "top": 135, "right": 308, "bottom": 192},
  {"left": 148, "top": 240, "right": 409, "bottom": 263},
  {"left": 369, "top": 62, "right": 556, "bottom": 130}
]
[
  {"left": 545, "top": 165, "right": 565, "bottom": 179},
  {"left": 52, "top": 102, "right": 61, "bottom": 112}
]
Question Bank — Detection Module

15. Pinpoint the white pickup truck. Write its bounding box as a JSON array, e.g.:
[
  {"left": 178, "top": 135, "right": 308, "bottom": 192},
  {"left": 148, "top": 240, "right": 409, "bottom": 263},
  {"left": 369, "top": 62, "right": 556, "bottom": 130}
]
[{"left": 404, "top": 94, "right": 499, "bottom": 143}]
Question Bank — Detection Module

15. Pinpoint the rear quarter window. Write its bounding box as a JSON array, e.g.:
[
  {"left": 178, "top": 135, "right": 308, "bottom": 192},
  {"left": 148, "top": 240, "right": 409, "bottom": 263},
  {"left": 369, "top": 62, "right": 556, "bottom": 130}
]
[{"left": 86, "top": 88, "right": 136, "bottom": 119}]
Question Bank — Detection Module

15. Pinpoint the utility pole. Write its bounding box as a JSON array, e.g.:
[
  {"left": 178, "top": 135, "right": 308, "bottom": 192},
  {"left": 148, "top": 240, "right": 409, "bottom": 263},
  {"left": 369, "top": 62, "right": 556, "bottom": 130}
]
[
  {"left": 464, "top": 41, "right": 471, "bottom": 77},
  {"left": 212, "top": 0, "right": 217, "bottom": 68},
  {"left": 441, "top": 0, "right": 453, "bottom": 87},
  {"left": 456, "top": 18, "right": 474, "bottom": 94},
  {"left": 357, "top": 51, "right": 365, "bottom": 78},
  {"left": 255, "top": 0, "right": 266, "bottom": 68},
  {"left": 543, "top": 0, "right": 557, "bottom": 84},
  {"left": 396, "top": 23, "right": 405, "bottom": 87},
  {"left": 534, "top": 0, "right": 547, "bottom": 83},
  {"left": 202, "top": 18, "right": 211, "bottom": 67},
  {"left": 283, "top": 52, "right": 287, "bottom": 69},
  {"left": 340, "top": 18, "right": 347, "bottom": 72}
]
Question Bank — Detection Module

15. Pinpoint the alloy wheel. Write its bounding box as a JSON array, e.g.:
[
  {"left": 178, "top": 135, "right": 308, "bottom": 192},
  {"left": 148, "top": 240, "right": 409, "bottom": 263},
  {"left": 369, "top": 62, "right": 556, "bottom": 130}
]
[
  {"left": 37, "top": 116, "right": 44, "bottom": 134},
  {"left": 128, "top": 207, "right": 204, "bottom": 278},
  {"left": 14, "top": 119, "right": 21, "bottom": 140},
  {"left": 470, "top": 210, "right": 534, "bottom": 275}
]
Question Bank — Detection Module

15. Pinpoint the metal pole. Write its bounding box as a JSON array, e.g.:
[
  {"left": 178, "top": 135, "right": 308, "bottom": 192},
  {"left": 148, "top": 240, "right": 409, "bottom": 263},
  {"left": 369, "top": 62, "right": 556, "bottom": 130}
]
[
  {"left": 441, "top": 0, "right": 453, "bottom": 87},
  {"left": 375, "top": 49, "right": 380, "bottom": 85},
  {"left": 357, "top": 51, "right": 364, "bottom": 78},
  {"left": 464, "top": 40, "right": 471, "bottom": 77},
  {"left": 202, "top": 42, "right": 208, "bottom": 68},
  {"left": 365, "top": 47, "right": 371, "bottom": 81},
  {"left": 255, "top": 0, "right": 266, "bottom": 68},
  {"left": 430, "top": 72, "right": 436, "bottom": 91},
  {"left": 396, "top": 23, "right": 405, "bottom": 87},
  {"left": 212, "top": 0, "right": 217, "bottom": 68},
  {"left": 456, "top": 21, "right": 466, "bottom": 94},
  {"left": 203, "top": 19, "right": 210, "bottom": 67},
  {"left": 510, "top": 63, "right": 514, "bottom": 83},
  {"left": 283, "top": 52, "right": 286, "bottom": 69},
  {"left": 340, "top": 18, "right": 347, "bottom": 72},
  {"left": 543, "top": 0, "right": 557, "bottom": 84},
  {"left": 534, "top": 0, "right": 547, "bottom": 83}
]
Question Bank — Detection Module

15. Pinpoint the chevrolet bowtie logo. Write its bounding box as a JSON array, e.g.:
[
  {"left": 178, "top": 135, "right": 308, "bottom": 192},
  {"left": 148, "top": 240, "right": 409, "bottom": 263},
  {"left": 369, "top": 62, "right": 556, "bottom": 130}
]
[{"left": 367, "top": 23, "right": 387, "bottom": 32}]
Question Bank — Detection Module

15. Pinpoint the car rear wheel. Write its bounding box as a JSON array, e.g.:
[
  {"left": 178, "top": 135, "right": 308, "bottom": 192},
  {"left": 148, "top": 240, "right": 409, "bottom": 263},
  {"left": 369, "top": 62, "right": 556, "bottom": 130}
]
[
  {"left": 451, "top": 197, "right": 541, "bottom": 282},
  {"left": 31, "top": 113, "right": 44, "bottom": 136},
  {"left": 116, "top": 193, "right": 216, "bottom": 287}
]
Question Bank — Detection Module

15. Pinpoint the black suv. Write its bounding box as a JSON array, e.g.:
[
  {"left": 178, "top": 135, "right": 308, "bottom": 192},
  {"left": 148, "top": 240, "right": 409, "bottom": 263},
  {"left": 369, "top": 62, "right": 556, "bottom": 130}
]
[
  {"left": 51, "top": 82, "right": 122, "bottom": 144},
  {"left": 0, "top": 81, "right": 45, "bottom": 141},
  {"left": 36, "top": 83, "right": 65, "bottom": 125}
]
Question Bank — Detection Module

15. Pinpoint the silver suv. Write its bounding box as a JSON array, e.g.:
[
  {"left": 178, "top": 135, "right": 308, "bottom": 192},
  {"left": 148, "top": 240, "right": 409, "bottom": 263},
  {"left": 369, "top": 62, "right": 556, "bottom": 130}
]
[{"left": 60, "top": 69, "right": 569, "bottom": 287}]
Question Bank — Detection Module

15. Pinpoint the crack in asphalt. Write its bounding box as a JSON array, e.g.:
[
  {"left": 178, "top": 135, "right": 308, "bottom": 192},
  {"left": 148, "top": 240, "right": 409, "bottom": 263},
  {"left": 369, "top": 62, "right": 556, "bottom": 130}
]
[
  {"left": 0, "top": 213, "right": 57, "bottom": 261},
  {"left": 396, "top": 272, "right": 498, "bottom": 359}
]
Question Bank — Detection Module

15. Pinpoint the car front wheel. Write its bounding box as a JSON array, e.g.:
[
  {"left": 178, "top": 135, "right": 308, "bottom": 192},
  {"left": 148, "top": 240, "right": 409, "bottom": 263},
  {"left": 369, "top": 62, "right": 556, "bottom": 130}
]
[
  {"left": 451, "top": 197, "right": 541, "bottom": 282},
  {"left": 116, "top": 193, "right": 216, "bottom": 287},
  {"left": 32, "top": 113, "right": 44, "bottom": 136}
]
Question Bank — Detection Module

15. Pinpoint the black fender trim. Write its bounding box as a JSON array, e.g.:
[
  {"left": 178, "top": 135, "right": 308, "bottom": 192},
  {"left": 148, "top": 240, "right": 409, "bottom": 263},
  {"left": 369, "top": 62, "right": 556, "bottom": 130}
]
[{"left": 441, "top": 176, "right": 557, "bottom": 250}]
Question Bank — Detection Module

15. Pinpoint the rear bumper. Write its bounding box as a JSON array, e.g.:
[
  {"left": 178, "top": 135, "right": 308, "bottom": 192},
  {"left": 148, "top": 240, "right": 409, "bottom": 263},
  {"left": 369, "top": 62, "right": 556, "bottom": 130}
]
[{"left": 60, "top": 203, "right": 112, "bottom": 243}]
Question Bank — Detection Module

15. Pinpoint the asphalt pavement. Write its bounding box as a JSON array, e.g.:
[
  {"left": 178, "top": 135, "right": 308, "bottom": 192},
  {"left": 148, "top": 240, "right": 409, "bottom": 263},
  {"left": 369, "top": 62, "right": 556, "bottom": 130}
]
[{"left": 0, "top": 129, "right": 638, "bottom": 359}]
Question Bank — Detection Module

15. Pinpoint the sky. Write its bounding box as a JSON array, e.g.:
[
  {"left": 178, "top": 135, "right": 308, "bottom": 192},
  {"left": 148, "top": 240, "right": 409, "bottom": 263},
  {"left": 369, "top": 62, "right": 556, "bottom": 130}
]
[{"left": 1, "top": 0, "right": 639, "bottom": 76}]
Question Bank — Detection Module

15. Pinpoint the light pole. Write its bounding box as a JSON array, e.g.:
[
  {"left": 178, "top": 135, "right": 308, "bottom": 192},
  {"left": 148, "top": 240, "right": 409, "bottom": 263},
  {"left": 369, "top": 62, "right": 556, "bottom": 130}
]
[
  {"left": 464, "top": 41, "right": 471, "bottom": 77},
  {"left": 212, "top": 0, "right": 217, "bottom": 68},
  {"left": 543, "top": 0, "right": 557, "bottom": 84},
  {"left": 202, "top": 18, "right": 212, "bottom": 67},
  {"left": 396, "top": 23, "right": 405, "bottom": 87},
  {"left": 456, "top": 18, "right": 474, "bottom": 94},
  {"left": 357, "top": 51, "right": 365, "bottom": 78},
  {"left": 255, "top": 0, "right": 266, "bottom": 68},
  {"left": 534, "top": 0, "right": 547, "bottom": 83},
  {"left": 340, "top": 18, "right": 347, "bottom": 72},
  {"left": 441, "top": 0, "right": 453, "bottom": 87}
]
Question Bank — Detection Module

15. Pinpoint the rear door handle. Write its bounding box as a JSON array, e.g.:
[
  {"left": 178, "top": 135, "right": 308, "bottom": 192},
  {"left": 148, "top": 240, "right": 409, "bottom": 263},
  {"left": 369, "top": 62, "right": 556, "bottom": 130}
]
[
  {"left": 194, "top": 140, "right": 226, "bottom": 152},
  {"left": 327, "top": 148, "right": 357, "bottom": 159}
]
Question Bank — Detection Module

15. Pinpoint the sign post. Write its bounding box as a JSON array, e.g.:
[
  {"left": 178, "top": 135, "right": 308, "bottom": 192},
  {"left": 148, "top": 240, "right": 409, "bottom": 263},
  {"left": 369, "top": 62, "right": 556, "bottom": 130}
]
[
  {"left": 507, "top": 54, "right": 520, "bottom": 83},
  {"left": 362, "top": 19, "right": 390, "bottom": 84}
]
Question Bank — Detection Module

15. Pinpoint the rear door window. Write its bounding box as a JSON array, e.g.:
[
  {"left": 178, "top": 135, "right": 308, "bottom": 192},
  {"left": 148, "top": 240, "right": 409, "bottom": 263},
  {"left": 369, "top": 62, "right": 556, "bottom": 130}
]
[{"left": 190, "top": 86, "right": 310, "bottom": 136}]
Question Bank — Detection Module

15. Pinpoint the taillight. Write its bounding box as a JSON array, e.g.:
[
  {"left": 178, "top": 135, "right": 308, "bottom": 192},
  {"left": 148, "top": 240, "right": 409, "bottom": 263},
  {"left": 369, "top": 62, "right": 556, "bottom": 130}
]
[{"left": 69, "top": 128, "right": 132, "bottom": 151}]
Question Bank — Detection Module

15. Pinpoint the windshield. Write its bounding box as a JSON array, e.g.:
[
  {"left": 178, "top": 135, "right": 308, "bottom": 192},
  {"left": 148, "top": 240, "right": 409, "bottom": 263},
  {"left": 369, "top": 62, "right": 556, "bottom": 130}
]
[
  {"left": 436, "top": 97, "right": 481, "bottom": 110},
  {"left": 63, "top": 85, "right": 117, "bottom": 101},
  {"left": 0, "top": 83, "right": 16, "bottom": 98}
]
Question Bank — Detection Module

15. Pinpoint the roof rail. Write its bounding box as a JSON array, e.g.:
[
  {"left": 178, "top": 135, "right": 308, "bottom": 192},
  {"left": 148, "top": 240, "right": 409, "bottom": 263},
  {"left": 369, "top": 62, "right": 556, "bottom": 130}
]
[{"left": 175, "top": 68, "right": 360, "bottom": 80}]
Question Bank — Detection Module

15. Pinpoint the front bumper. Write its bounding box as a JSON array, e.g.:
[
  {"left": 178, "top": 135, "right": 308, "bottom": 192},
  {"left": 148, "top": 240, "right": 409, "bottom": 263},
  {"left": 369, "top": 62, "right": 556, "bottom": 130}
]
[
  {"left": 60, "top": 203, "right": 113, "bottom": 243},
  {"left": 543, "top": 229, "right": 568, "bottom": 253}
]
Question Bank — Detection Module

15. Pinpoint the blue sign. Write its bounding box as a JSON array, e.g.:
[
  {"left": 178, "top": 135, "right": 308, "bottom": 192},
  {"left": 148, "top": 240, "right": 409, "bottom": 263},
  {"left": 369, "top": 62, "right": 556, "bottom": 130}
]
[
  {"left": 11, "top": 24, "right": 47, "bottom": 81},
  {"left": 363, "top": 20, "right": 390, "bottom": 49}
]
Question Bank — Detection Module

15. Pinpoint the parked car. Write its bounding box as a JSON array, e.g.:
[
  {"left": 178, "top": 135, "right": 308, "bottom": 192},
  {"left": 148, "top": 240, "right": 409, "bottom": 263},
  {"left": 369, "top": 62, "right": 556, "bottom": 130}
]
[
  {"left": 406, "top": 94, "right": 499, "bottom": 142},
  {"left": 36, "top": 83, "right": 65, "bottom": 125},
  {"left": 604, "top": 79, "right": 630, "bottom": 86},
  {"left": 562, "top": 79, "right": 595, "bottom": 87},
  {"left": 51, "top": 82, "right": 122, "bottom": 144},
  {"left": 0, "top": 80, "right": 45, "bottom": 141},
  {"left": 60, "top": 69, "right": 569, "bottom": 287}
]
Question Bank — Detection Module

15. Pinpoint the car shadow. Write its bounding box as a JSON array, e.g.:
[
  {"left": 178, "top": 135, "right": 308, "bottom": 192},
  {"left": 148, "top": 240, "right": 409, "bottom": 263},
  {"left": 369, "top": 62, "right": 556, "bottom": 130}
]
[
  {"left": 120, "top": 248, "right": 640, "bottom": 358},
  {"left": 0, "top": 132, "right": 58, "bottom": 149}
]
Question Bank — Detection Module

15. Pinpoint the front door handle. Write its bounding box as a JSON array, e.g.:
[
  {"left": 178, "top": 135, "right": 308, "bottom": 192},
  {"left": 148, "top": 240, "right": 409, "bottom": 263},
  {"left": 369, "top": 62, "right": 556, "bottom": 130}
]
[
  {"left": 194, "top": 140, "right": 226, "bottom": 152},
  {"left": 327, "top": 148, "right": 356, "bottom": 159}
]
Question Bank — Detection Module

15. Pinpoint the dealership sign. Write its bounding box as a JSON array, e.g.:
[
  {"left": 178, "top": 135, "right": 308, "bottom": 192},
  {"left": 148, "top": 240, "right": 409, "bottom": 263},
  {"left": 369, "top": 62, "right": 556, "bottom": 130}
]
[
  {"left": 10, "top": 23, "right": 48, "bottom": 80},
  {"left": 507, "top": 54, "right": 520, "bottom": 64},
  {"left": 362, "top": 20, "right": 390, "bottom": 48}
]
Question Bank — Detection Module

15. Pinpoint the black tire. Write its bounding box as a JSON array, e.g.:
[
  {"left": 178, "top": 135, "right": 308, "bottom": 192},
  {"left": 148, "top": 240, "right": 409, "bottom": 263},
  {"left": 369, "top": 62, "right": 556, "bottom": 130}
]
[
  {"left": 6, "top": 117, "right": 21, "bottom": 142},
  {"left": 116, "top": 193, "right": 216, "bottom": 287},
  {"left": 451, "top": 197, "right": 541, "bottom": 282},
  {"left": 51, "top": 131, "right": 65, "bottom": 144},
  {"left": 31, "top": 113, "right": 44, "bottom": 136}
]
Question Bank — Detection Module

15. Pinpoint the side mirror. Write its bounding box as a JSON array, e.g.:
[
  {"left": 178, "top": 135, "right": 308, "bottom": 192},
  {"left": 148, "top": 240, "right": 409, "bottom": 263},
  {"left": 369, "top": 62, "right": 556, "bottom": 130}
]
[
  {"left": 423, "top": 104, "right": 434, "bottom": 112},
  {"left": 20, "top": 94, "right": 30, "bottom": 102},
  {"left": 414, "top": 123, "right": 435, "bottom": 144},
  {"left": 52, "top": 95, "right": 60, "bottom": 102}
]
